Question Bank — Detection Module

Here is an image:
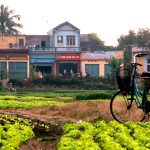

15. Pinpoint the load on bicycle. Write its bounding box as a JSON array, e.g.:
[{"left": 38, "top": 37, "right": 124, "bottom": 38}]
[{"left": 110, "top": 52, "right": 150, "bottom": 123}]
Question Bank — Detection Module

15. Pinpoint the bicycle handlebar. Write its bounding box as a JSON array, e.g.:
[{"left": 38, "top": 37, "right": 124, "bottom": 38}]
[
  {"left": 133, "top": 52, "right": 147, "bottom": 63},
  {"left": 131, "top": 62, "right": 142, "bottom": 66}
]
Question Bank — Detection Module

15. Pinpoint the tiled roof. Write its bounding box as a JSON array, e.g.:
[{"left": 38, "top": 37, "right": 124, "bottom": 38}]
[
  {"left": 52, "top": 21, "right": 80, "bottom": 31},
  {"left": 80, "top": 34, "right": 90, "bottom": 42}
]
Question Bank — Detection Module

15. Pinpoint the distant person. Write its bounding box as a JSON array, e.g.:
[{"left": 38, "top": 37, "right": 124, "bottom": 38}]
[
  {"left": 38, "top": 71, "right": 43, "bottom": 78},
  {"left": 70, "top": 69, "right": 74, "bottom": 77},
  {"left": 70, "top": 69, "right": 73, "bottom": 74},
  {"left": 63, "top": 69, "right": 66, "bottom": 75}
]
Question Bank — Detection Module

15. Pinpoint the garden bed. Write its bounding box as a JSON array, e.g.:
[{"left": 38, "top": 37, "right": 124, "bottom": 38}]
[
  {"left": 0, "top": 90, "right": 149, "bottom": 150},
  {"left": 0, "top": 100, "right": 112, "bottom": 150}
]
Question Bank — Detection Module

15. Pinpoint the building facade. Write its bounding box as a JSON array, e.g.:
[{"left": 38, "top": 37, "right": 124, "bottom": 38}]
[
  {"left": 0, "top": 35, "right": 29, "bottom": 81},
  {"left": 26, "top": 35, "right": 56, "bottom": 77},
  {"left": 48, "top": 21, "right": 81, "bottom": 76},
  {"left": 0, "top": 49, "right": 29, "bottom": 80},
  {"left": 25, "top": 21, "right": 81, "bottom": 77},
  {"left": 81, "top": 51, "right": 123, "bottom": 77},
  {"left": 0, "top": 22, "right": 125, "bottom": 81},
  {"left": 0, "top": 35, "right": 26, "bottom": 49},
  {"left": 56, "top": 53, "right": 80, "bottom": 76}
]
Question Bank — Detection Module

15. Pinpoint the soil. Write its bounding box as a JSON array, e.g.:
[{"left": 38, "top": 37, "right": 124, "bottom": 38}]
[{"left": 0, "top": 101, "right": 112, "bottom": 150}]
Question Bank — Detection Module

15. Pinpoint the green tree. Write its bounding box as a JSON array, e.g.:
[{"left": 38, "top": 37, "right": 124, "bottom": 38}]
[
  {"left": 107, "top": 57, "right": 122, "bottom": 84},
  {"left": 117, "top": 28, "right": 150, "bottom": 67},
  {"left": 89, "top": 33, "right": 105, "bottom": 51},
  {"left": 117, "top": 30, "right": 136, "bottom": 50},
  {"left": 124, "top": 45, "right": 132, "bottom": 67},
  {"left": 136, "top": 28, "right": 150, "bottom": 46},
  {"left": 117, "top": 28, "right": 150, "bottom": 49},
  {"left": 0, "top": 4, "right": 23, "bottom": 36}
]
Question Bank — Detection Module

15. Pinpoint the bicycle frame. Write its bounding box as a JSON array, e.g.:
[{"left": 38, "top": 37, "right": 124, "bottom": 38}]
[
  {"left": 133, "top": 79, "right": 147, "bottom": 107},
  {"left": 110, "top": 52, "right": 149, "bottom": 122},
  {"left": 130, "top": 53, "right": 148, "bottom": 110}
]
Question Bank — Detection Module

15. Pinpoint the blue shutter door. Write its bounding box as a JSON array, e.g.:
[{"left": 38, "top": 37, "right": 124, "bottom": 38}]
[
  {"left": 85, "top": 64, "right": 99, "bottom": 77},
  {"left": 104, "top": 64, "right": 111, "bottom": 77},
  {"left": 0, "top": 62, "right": 7, "bottom": 79},
  {"left": 9, "top": 62, "right": 27, "bottom": 79}
]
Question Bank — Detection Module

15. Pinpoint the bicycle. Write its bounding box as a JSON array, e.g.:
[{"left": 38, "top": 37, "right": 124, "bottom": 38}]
[{"left": 110, "top": 52, "right": 150, "bottom": 123}]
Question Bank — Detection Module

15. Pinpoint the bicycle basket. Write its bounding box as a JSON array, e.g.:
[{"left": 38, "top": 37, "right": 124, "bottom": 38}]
[{"left": 116, "top": 67, "right": 131, "bottom": 90}]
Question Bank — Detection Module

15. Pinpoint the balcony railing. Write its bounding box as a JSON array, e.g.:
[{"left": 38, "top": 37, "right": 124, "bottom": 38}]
[
  {"left": 0, "top": 44, "right": 28, "bottom": 49},
  {"left": 29, "top": 47, "right": 81, "bottom": 52}
]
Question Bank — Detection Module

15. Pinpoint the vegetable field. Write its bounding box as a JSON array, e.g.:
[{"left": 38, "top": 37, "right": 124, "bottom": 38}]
[
  {"left": 58, "top": 121, "right": 150, "bottom": 150},
  {"left": 0, "top": 90, "right": 149, "bottom": 149}
]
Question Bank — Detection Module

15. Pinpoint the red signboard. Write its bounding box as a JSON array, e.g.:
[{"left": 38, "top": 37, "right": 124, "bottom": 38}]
[{"left": 56, "top": 53, "right": 80, "bottom": 61}]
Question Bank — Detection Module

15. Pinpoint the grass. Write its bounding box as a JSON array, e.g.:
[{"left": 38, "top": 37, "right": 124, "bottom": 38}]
[
  {"left": 0, "top": 90, "right": 115, "bottom": 109},
  {"left": 16, "top": 90, "right": 84, "bottom": 98},
  {"left": 16, "top": 90, "right": 115, "bottom": 98}
]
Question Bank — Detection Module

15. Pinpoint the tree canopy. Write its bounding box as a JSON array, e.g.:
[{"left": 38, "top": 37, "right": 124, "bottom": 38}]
[
  {"left": 89, "top": 33, "right": 106, "bottom": 51},
  {"left": 117, "top": 28, "right": 150, "bottom": 49},
  {"left": 0, "top": 4, "right": 23, "bottom": 36}
]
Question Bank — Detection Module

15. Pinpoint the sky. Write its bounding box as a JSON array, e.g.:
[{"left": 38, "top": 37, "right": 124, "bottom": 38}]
[{"left": 1, "top": 0, "right": 150, "bottom": 46}]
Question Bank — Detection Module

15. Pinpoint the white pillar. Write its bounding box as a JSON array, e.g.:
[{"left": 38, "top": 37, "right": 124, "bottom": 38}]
[
  {"left": 6, "top": 61, "right": 9, "bottom": 80},
  {"left": 27, "top": 55, "right": 30, "bottom": 79}
]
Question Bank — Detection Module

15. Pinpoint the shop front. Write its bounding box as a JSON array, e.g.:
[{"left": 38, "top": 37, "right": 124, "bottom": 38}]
[
  {"left": 56, "top": 53, "right": 81, "bottom": 77},
  {"left": 81, "top": 52, "right": 115, "bottom": 77},
  {"left": 0, "top": 49, "right": 29, "bottom": 80},
  {"left": 30, "top": 55, "right": 56, "bottom": 77}
]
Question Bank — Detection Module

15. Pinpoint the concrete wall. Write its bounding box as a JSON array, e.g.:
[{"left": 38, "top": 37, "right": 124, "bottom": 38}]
[{"left": 0, "top": 35, "right": 26, "bottom": 48}]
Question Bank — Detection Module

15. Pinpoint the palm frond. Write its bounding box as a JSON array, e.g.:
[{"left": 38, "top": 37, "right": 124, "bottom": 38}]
[{"left": 0, "top": 4, "right": 23, "bottom": 35}]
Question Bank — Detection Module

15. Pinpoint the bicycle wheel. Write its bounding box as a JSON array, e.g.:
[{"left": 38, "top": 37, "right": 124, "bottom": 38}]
[{"left": 110, "top": 90, "right": 145, "bottom": 123}]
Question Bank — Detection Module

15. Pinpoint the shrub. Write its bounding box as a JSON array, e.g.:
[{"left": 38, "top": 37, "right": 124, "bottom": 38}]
[
  {"left": 8, "top": 76, "right": 118, "bottom": 90},
  {"left": 76, "top": 92, "right": 113, "bottom": 100},
  {"left": 9, "top": 79, "right": 25, "bottom": 87},
  {"left": 82, "top": 82, "right": 116, "bottom": 90},
  {"left": 33, "top": 76, "right": 84, "bottom": 87},
  {"left": 0, "top": 82, "right": 3, "bottom": 90}
]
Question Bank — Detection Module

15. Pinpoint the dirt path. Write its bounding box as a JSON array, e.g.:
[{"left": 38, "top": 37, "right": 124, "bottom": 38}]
[
  {"left": 0, "top": 101, "right": 112, "bottom": 150},
  {"left": 0, "top": 101, "right": 112, "bottom": 124}
]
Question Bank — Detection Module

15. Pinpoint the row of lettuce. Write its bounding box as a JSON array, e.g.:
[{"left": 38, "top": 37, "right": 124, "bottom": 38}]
[
  {"left": 0, "top": 115, "right": 34, "bottom": 150},
  {"left": 0, "top": 124, "right": 34, "bottom": 150},
  {"left": 0, "top": 113, "right": 53, "bottom": 150},
  {"left": 0, "top": 95, "right": 64, "bottom": 109},
  {"left": 0, "top": 113, "right": 150, "bottom": 150},
  {"left": 58, "top": 120, "right": 150, "bottom": 150},
  {"left": 0, "top": 91, "right": 114, "bottom": 109}
]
